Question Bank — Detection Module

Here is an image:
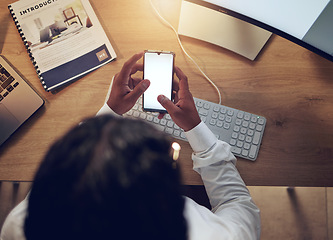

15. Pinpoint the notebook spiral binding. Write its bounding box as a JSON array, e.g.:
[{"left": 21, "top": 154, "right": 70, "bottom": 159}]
[{"left": 8, "top": 5, "right": 46, "bottom": 90}]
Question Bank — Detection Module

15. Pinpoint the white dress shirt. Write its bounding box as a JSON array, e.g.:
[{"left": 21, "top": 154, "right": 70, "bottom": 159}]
[{"left": 1, "top": 103, "right": 261, "bottom": 240}]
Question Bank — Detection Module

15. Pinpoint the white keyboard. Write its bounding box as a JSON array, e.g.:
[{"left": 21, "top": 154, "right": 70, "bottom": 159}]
[{"left": 124, "top": 96, "right": 266, "bottom": 161}]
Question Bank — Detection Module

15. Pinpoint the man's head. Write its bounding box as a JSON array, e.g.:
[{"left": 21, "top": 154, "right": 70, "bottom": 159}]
[{"left": 25, "top": 115, "right": 187, "bottom": 240}]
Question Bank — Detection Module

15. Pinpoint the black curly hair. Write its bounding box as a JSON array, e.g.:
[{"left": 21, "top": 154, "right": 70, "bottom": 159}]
[{"left": 25, "top": 115, "right": 187, "bottom": 240}]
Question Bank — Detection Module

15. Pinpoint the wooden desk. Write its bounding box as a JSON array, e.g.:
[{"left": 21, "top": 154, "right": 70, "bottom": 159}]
[{"left": 1, "top": 0, "right": 333, "bottom": 186}]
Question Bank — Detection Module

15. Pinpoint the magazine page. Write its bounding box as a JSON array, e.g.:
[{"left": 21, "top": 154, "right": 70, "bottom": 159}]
[{"left": 9, "top": 0, "right": 116, "bottom": 90}]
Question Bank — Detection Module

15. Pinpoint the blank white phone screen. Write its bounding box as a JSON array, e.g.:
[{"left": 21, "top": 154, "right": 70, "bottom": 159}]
[{"left": 143, "top": 52, "right": 173, "bottom": 111}]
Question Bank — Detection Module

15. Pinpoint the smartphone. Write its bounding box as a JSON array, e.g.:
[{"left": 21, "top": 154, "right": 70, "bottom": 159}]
[{"left": 143, "top": 50, "right": 174, "bottom": 112}]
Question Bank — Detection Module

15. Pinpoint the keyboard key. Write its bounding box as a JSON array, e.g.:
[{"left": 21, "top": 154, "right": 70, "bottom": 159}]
[
  {"left": 237, "top": 111, "right": 244, "bottom": 118},
  {"left": 211, "top": 112, "right": 218, "bottom": 119},
  {"left": 139, "top": 112, "right": 146, "bottom": 119},
  {"left": 196, "top": 100, "right": 203, "bottom": 107},
  {"left": 153, "top": 117, "right": 159, "bottom": 123},
  {"left": 133, "top": 111, "right": 140, "bottom": 118},
  {"left": 244, "top": 143, "right": 250, "bottom": 150},
  {"left": 231, "top": 147, "right": 242, "bottom": 155},
  {"left": 160, "top": 119, "right": 166, "bottom": 125},
  {"left": 2, "top": 69, "right": 10, "bottom": 77},
  {"left": 174, "top": 130, "right": 181, "bottom": 137},
  {"left": 253, "top": 132, "right": 261, "bottom": 145},
  {"left": 249, "top": 145, "right": 258, "bottom": 159},
  {"left": 167, "top": 121, "right": 174, "bottom": 128},
  {"left": 238, "top": 134, "right": 245, "bottom": 141},
  {"left": 199, "top": 108, "right": 208, "bottom": 116},
  {"left": 7, "top": 85, "right": 14, "bottom": 92},
  {"left": 147, "top": 115, "right": 153, "bottom": 122},
  {"left": 180, "top": 132, "right": 186, "bottom": 139},
  {"left": 1, "top": 76, "right": 14, "bottom": 89},
  {"left": 237, "top": 141, "right": 243, "bottom": 148},
  {"left": 256, "top": 125, "right": 263, "bottom": 131},
  {"left": 251, "top": 116, "right": 258, "bottom": 123},
  {"left": 209, "top": 119, "right": 216, "bottom": 126},
  {"left": 213, "top": 106, "right": 220, "bottom": 112},
  {"left": 0, "top": 75, "right": 6, "bottom": 82},
  {"left": 204, "top": 102, "right": 210, "bottom": 109},
  {"left": 218, "top": 114, "right": 225, "bottom": 121},
  {"left": 244, "top": 113, "right": 251, "bottom": 121},
  {"left": 242, "top": 121, "right": 249, "bottom": 127},
  {"left": 242, "top": 149, "right": 249, "bottom": 157},
  {"left": 247, "top": 129, "right": 254, "bottom": 136},
  {"left": 258, "top": 118, "right": 265, "bottom": 125},
  {"left": 165, "top": 127, "right": 173, "bottom": 134}
]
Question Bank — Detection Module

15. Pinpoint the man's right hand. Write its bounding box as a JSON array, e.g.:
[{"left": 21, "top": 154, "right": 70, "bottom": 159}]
[{"left": 157, "top": 66, "right": 201, "bottom": 132}]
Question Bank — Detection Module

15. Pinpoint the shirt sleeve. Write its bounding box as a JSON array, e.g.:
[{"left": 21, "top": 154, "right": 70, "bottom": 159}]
[
  {"left": 96, "top": 103, "right": 120, "bottom": 117},
  {"left": 95, "top": 76, "right": 120, "bottom": 117},
  {"left": 0, "top": 197, "right": 28, "bottom": 240},
  {"left": 185, "top": 122, "right": 261, "bottom": 239}
]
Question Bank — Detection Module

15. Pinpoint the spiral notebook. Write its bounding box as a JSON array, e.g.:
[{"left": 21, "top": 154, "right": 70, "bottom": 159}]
[{"left": 8, "top": 0, "right": 116, "bottom": 92}]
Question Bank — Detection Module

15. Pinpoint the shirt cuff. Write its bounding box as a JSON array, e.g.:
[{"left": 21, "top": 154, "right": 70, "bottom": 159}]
[
  {"left": 185, "top": 121, "right": 217, "bottom": 153},
  {"left": 96, "top": 103, "right": 121, "bottom": 117}
]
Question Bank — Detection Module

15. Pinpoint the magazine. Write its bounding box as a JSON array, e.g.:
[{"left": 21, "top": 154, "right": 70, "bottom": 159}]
[{"left": 8, "top": 0, "right": 116, "bottom": 91}]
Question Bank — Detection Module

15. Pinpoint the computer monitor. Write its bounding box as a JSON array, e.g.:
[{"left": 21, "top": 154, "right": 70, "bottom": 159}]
[{"left": 184, "top": 0, "right": 333, "bottom": 62}]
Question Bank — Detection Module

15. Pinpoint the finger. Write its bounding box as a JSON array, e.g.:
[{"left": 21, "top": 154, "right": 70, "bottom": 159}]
[
  {"left": 158, "top": 95, "right": 177, "bottom": 114},
  {"left": 172, "top": 90, "right": 179, "bottom": 103},
  {"left": 174, "top": 66, "right": 189, "bottom": 90},
  {"left": 131, "top": 77, "right": 143, "bottom": 87},
  {"left": 127, "top": 79, "right": 150, "bottom": 102},
  {"left": 130, "top": 63, "right": 144, "bottom": 75},
  {"left": 172, "top": 75, "right": 179, "bottom": 92},
  {"left": 158, "top": 113, "right": 166, "bottom": 119},
  {"left": 118, "top": 52, "right": 144, "bottom": 80}
]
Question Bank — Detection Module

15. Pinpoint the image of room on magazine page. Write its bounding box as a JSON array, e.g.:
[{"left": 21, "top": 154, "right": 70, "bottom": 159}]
[{"left": 12, "top": 0, "right": 115, "bottom": 90}]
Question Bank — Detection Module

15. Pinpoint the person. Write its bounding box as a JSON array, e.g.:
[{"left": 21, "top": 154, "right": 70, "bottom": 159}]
[{"left": 0, "top": 52, "right": 261, "bottom": 240}]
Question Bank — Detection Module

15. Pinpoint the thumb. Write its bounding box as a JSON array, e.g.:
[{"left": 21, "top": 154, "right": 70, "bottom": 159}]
[
  {"left": 129, "top": 79, "right": 150, "bottom": 101},
  {"left": 158, "top": 95, "right": 176, "bottom": 113}
]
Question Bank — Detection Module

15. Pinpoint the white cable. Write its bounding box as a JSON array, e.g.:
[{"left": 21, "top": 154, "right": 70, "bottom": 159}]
[{"left": 149, "top": 0, "right": 222, "bottom": 105}]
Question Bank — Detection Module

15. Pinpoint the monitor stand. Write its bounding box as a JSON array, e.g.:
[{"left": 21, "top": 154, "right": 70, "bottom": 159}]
[{"left": 178, "top": 0, "right": 272, "bottom": 60}]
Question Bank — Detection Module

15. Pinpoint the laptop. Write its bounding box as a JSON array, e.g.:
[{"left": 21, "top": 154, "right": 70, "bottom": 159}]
[{"left": 0, "top": 55, "right": 44, "bottom": 146}]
